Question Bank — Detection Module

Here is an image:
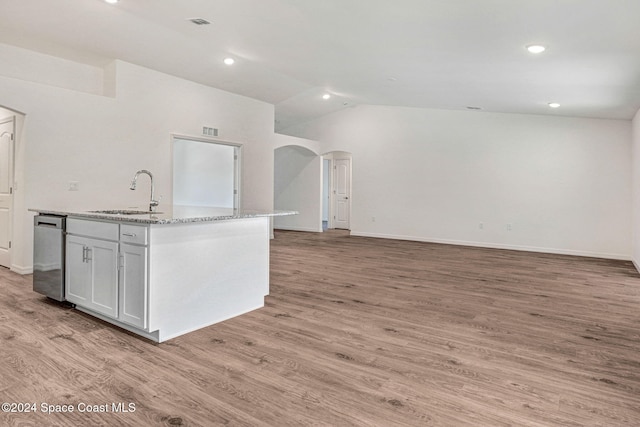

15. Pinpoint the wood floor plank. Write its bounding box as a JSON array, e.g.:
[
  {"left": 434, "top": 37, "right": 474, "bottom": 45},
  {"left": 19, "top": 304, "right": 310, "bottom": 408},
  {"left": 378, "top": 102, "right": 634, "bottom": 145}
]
[{"left": 1, "top": 229, "right": 640, "bottom": 426}]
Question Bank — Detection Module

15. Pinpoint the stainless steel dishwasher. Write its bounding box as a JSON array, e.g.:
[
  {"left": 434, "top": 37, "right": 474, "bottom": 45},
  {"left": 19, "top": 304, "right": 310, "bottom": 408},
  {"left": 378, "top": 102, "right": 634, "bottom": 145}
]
[{"left": 33, "top": 214, "right": 66, "bottom": 301}]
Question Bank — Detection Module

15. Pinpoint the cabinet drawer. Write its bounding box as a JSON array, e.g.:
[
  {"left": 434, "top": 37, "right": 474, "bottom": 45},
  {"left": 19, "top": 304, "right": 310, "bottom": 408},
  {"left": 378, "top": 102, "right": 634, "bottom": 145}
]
[
  {"left": 120, "top": 224, "right": 148, "bottom": 245},
  {"left": 67, "top": 218, "right": 119, "bottom": 241}
]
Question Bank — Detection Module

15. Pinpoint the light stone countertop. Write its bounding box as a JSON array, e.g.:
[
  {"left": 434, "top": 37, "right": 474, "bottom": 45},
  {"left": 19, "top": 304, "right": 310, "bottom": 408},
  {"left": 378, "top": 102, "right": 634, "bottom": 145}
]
[{"left": 29, "top": 205, "right": 298, "bottom": 225}]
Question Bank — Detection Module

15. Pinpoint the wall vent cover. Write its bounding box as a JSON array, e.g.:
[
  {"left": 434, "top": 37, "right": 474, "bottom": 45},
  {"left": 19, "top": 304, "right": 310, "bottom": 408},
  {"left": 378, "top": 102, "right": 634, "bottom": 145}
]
[
  {"left": 203, "top": 126, "right": 218, "bottom": 137},
  {"left": 189, "top": 18, "right": 211, "bottom": 25}
]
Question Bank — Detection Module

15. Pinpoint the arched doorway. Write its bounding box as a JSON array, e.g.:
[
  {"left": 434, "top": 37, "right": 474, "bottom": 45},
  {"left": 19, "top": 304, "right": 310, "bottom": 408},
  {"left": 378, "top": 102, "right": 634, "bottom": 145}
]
[{"left": 272, "top": 144, "right": 353, "bottom": 234}]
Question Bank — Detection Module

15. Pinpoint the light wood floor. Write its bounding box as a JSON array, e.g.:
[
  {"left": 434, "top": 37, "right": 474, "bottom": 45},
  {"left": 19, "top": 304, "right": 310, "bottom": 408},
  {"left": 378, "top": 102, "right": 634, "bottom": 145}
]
[{"left": 2, "top": 230, "right": 640, "bottom": 426}]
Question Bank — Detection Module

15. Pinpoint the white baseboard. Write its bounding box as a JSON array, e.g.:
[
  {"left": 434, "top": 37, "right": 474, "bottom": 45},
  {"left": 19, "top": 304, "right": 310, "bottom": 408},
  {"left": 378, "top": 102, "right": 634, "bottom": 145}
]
[
  {"left": 11, "top": 264, "right": 33, "bottom": 275},
  {"left": 632, "top": 259, "right": 640, "bottom": 274},
  {"left": 274, "top": 225, "right": 323, "bottom": 233},
  {"left": 350, "top": 231, "right": 631, "bottom": 261}
]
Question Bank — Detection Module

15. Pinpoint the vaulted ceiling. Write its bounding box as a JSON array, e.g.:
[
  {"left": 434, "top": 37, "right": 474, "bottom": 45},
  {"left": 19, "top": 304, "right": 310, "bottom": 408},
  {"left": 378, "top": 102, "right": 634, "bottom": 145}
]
[{"left": 1, "top": 0, "right": 639, "bottom": 132}]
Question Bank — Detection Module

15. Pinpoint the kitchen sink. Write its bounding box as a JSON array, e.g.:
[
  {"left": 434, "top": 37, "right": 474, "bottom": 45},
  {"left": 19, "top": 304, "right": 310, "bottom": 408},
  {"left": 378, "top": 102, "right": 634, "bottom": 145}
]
[{"left": 89, "top": 209, "right": 163, "bottom": 215}]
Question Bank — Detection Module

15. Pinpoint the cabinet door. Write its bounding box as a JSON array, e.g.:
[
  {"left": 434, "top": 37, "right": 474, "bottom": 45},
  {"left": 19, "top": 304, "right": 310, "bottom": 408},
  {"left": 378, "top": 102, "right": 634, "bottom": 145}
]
[
  {"left": 65, "top": 235, "right": 119, "bottom": 318},
  {"left": 118, "top": 243, "right": 148, "bottom": 329},
  {"left": 89, "top": 238, "right": 119, "bottom": 318},
  {"left": 66, "top": 235, "right": 92, "bottom": 305}
]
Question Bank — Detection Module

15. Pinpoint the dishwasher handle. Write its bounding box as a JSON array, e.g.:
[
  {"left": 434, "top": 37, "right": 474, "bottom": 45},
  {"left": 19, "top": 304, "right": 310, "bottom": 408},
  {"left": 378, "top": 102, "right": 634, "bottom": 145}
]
[{"left": 34, "top": 215, "right": 65, "bottom": 229}]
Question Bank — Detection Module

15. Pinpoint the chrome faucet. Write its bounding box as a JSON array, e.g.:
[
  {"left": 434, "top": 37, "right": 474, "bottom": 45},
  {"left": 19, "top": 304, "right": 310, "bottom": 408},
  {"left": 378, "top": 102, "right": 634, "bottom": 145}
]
[{"left": 130, "top": 170, "right": 159, "bottom": 212}]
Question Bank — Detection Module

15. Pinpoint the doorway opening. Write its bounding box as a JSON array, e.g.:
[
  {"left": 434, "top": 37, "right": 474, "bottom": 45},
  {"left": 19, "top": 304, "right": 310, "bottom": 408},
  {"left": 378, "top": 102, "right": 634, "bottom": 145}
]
[
  {"left": 172, "top": 135, "right": 241, "bottom": 208},
  {"left": 322, "top": 159, "right": 330, "bottom": 230},
  {"left": 322, "top": 151, "right": 352, "bottom": 231},
  {"left": 273, "top": 145, "right": 322, "bottom": 232},
  {"left": 0, "top": 115, "right": 15, "bottom": 268},
  {"left": 0, "top": 103, "right": 25, "bottom": 273}
]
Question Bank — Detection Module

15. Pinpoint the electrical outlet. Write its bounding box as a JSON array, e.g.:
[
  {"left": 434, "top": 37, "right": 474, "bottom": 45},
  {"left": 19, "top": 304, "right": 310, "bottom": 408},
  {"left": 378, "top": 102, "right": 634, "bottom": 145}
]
[
  {"left": 507, "top": 223, "right": 512, "bottom": 231},
  {"left": 479, "top": 222, "right": 484, "bottom": 230},
  {"left": 68, "top": 181, "right": 79, "bottom": 191},
  {"left": 371, "top": 216, "right": 376, "bottom": 222}
]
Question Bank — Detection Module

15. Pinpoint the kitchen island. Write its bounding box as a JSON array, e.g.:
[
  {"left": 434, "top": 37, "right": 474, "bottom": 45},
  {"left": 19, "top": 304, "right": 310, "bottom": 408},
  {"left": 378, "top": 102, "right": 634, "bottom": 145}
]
[{"left": 30, "top": 206, "right": 297, "bottom": 342}]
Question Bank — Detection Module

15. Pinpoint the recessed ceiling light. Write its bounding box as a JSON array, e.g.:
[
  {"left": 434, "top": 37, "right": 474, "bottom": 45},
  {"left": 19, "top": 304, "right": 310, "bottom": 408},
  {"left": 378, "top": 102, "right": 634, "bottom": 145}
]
[
  {"left": 104, "top": 0, "right": 119, "bottom": 3},
  {"left": 322, "top": 94, "right": 331, "bottom": 100},
  {"left": 223, "top": 58, "right": 235, "bottom": 65},
  {"left": 548, "top": 102, "right": 561, "bottom": 108},
  {"left": 527, "top": 45, "right": 546, "bottom": 54}
]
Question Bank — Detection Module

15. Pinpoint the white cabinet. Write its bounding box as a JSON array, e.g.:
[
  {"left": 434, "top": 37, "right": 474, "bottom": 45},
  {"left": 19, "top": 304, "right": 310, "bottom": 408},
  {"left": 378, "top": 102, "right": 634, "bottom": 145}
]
[
  {"left": 66, "top": 235, "right": 91, "bottom": 305},
  {"left": 65, "top": 234, "right": 119, "bottom": 318},
  {"left": 118, "top": 243, "right": 148, "bottom": 329},
  {"left": 66, "top": 218, "right": 148, "bottom": 329},
  {"left": 62, "top": 215, "right": 270, "bottom": 342}
]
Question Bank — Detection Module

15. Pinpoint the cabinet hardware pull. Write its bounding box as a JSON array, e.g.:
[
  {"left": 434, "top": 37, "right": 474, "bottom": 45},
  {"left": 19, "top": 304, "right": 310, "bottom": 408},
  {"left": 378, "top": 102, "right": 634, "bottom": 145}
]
[
  {"left": 85, "top": 248, "right": 92, "bottom": 262},
  {"left": 122, "top": 233, "right": 136, "bottom": 237},
  {"left": 82, "top": 246, "right": 87, "bottom": 263}
]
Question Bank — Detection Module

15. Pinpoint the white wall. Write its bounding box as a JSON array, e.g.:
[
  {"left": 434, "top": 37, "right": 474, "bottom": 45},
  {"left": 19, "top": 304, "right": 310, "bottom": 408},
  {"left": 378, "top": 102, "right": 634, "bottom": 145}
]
[
  {"left": 0, "top": 48, "right": 275, "bottom": 273},
  {"left": 0, "top": 43, "right": 104, "bottom": 96},
  {"left": 632, "top": 108, "right": 640, "bottom": 269},
  {"left": 283, "top": 105, "right": 632, "bottom": 259},
  {"left": 274, "top": 145, "right": 323, "bottom": 232}
]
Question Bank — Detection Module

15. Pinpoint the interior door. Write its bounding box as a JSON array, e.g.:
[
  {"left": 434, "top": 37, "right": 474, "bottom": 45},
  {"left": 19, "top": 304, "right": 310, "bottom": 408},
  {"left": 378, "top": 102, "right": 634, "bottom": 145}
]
[
  {"left": 0, "top": 117, "right": 14, "bottom": 268},
  {"left": 333, "top": 158, "right": 351, "bottom": 229}
]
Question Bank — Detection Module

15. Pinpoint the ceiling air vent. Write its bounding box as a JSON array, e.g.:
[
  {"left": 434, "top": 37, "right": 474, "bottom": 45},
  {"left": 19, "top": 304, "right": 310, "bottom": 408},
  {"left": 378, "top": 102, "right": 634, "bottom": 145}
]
[{"left": 188, "top": 18, "right": 211, "bottom": 25}]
